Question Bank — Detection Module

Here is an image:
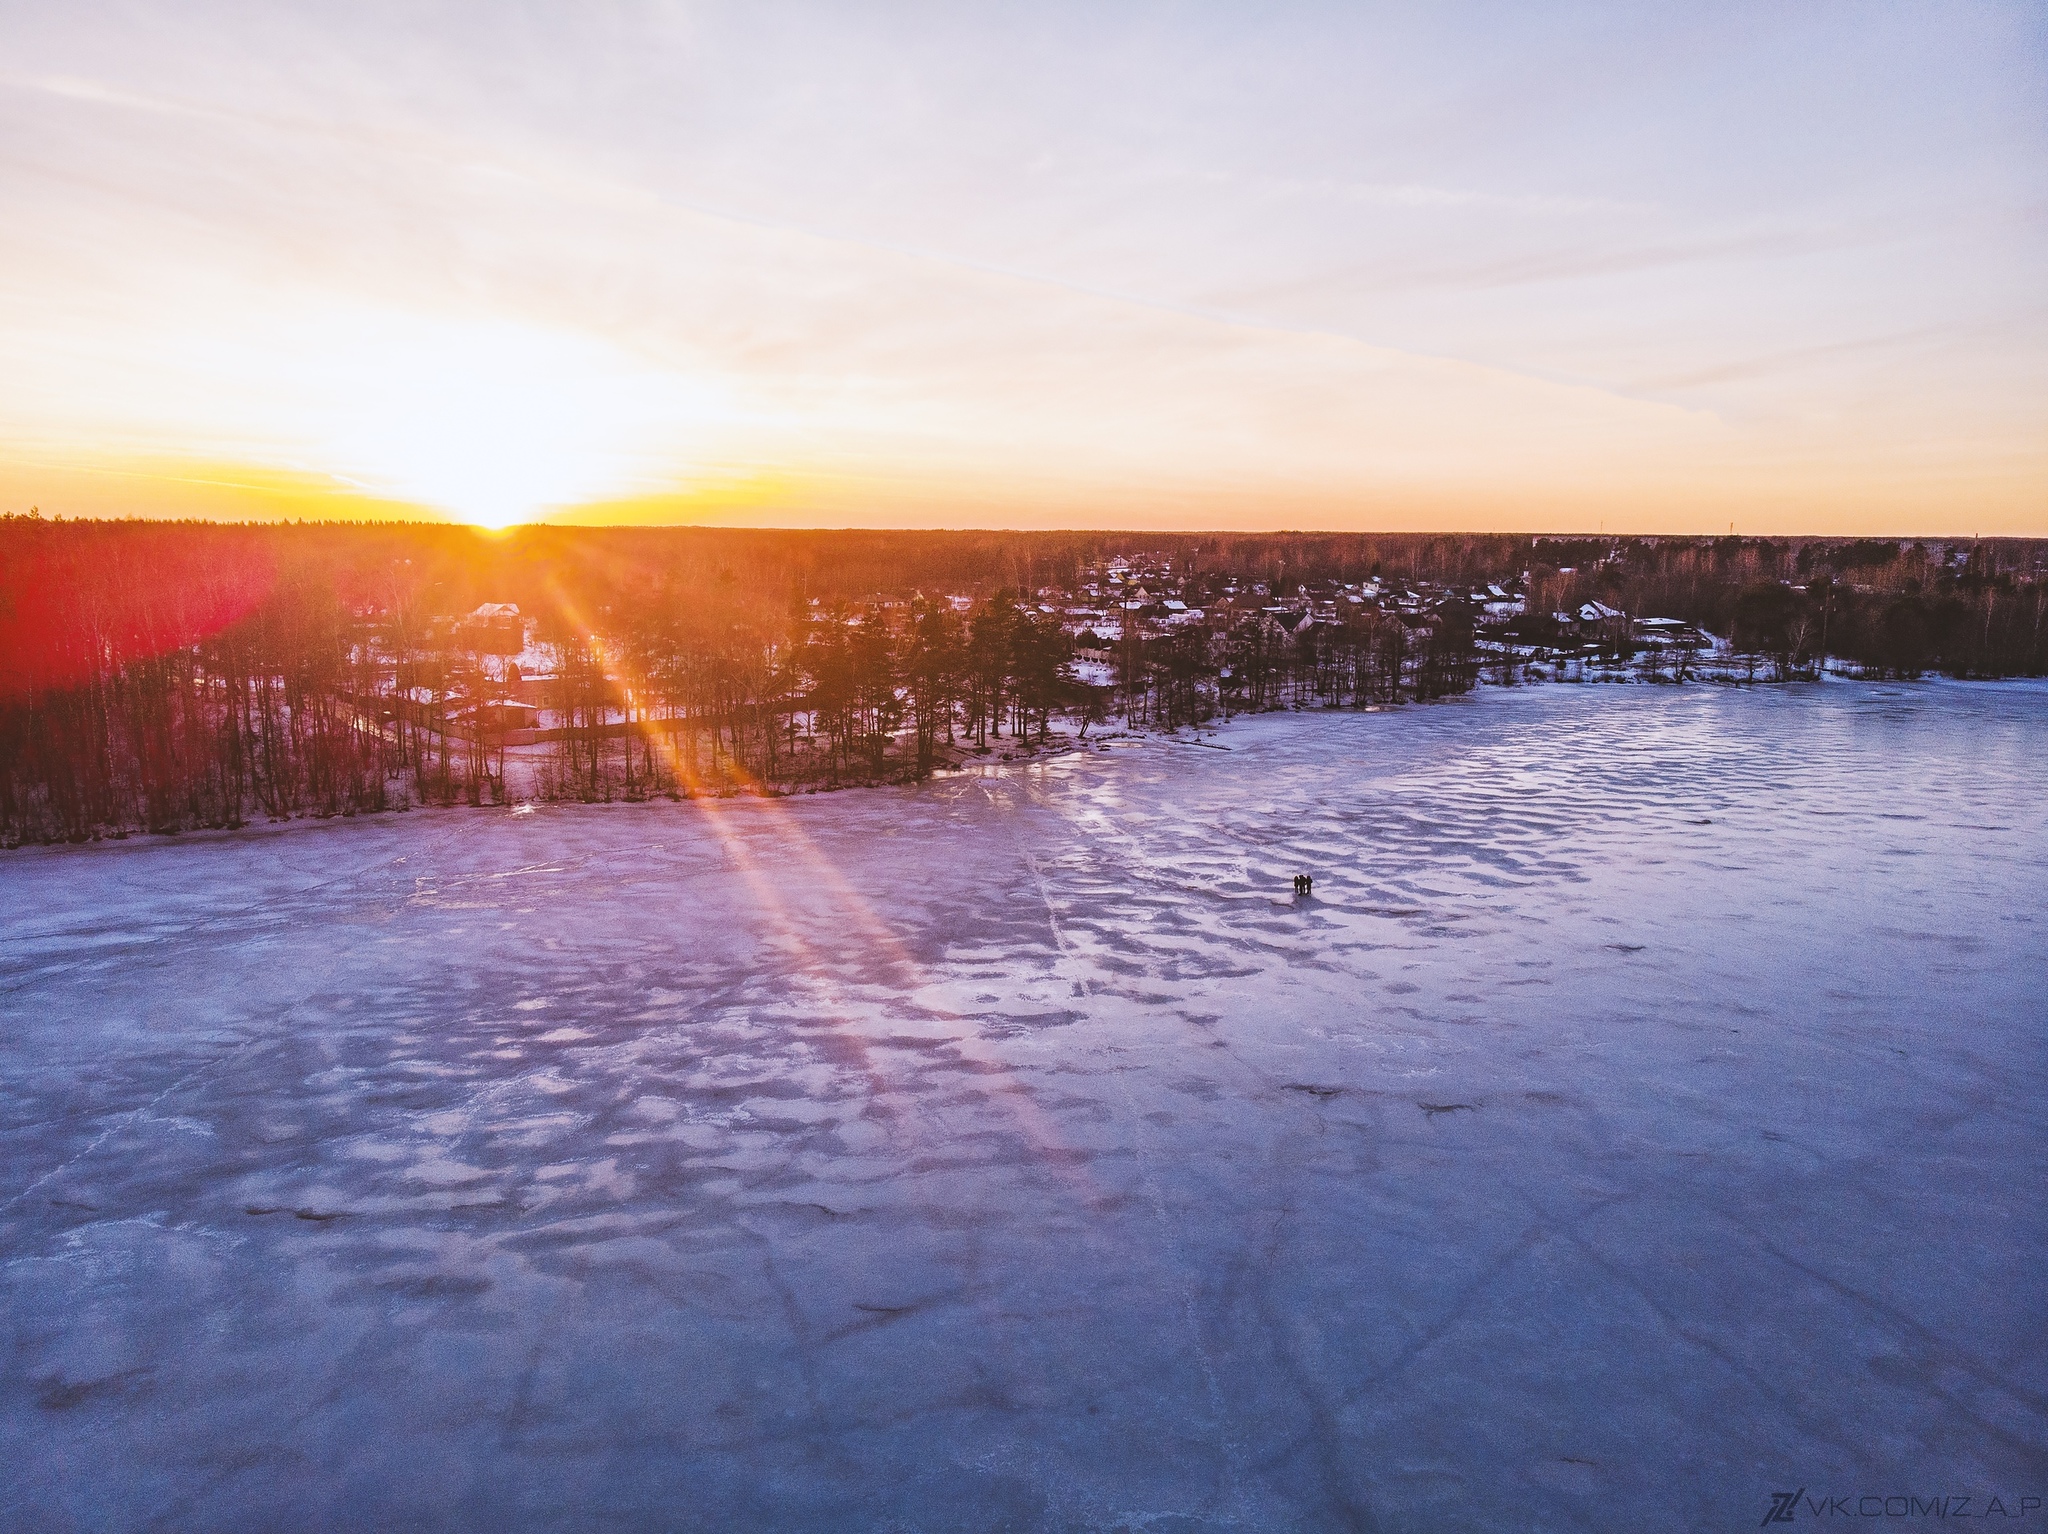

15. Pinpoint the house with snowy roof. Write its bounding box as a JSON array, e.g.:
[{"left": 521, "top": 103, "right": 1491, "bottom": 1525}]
[{"left": 457, "top": 603, "right": 527, "bottom": 655}]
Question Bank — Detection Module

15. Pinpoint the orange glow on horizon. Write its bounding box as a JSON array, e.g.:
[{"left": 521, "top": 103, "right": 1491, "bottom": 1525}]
[{"left": 8, "top": 447, "right": 2045, "bottom": 538}]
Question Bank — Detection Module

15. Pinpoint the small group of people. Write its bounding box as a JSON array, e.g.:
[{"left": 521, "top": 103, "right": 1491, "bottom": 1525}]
[{"left": 1292, "top": 873, "right": 1314, "bottom": 897}]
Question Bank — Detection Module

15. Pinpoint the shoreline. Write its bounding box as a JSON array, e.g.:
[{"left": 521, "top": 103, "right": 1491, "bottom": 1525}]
[{"left": 8, "top": 672, "right": 2042, "bottom": 858}]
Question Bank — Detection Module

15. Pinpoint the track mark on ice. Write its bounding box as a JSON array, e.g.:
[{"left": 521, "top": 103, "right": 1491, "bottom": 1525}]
[
  {"left": 1014, "top": 803, "right": 1253, "bottom": 1525},
  {"left": 0, "top": 1017, "right": 293, "bottom": 1218}
]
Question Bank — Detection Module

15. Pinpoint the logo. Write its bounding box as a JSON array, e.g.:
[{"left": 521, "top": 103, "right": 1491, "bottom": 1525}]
[
  {"left": 1763, "top": 1490, "right": 1806, "bottom": 1526},
  {"left": 1762, "top": 1490, "right": 2043, "bottom": 1521}
]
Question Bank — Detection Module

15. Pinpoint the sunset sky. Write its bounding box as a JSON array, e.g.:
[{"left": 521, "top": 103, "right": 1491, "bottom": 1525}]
[{"left": 2, "top": 3, "right": 2043, "bottom": 534}]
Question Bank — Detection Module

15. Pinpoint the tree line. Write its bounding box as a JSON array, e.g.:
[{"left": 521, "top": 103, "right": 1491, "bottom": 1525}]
[
  {"left": 2, "top": 516, "right": 2042, "bottom": 843},
  {"left": 1520, "top": 537, "right": 2048, "bottom": 680}
]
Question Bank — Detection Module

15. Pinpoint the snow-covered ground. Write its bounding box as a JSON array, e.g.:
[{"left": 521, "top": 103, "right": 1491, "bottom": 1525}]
[{"left": 3, "top": 681, "right": 2044, "bottom": 1531}]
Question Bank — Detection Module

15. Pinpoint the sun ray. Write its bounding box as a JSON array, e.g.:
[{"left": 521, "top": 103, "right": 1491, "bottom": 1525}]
[{"left": 532, "top": 570, "right": 1097, "bottom": 1191}]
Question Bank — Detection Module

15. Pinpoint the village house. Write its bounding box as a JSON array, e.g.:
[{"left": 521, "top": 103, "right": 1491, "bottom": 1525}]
[{"left": 457, "top": 603, "right": 526, "bottom": 655}]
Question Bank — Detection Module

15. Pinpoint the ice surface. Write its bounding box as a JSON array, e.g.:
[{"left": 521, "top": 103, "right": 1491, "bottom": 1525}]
[{"left": 2, "top": 681, "right": 2045, "bottom": 1531}]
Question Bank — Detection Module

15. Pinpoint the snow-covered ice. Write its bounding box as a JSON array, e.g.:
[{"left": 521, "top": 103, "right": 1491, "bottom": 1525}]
[{"left": 2, "top": 681, "right": 2044, "bottom": 1530}]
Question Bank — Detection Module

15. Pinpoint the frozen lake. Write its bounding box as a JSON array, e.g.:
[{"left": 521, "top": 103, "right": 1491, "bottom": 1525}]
[{"left": 3, "top": 681, "right": 2044, "bottom": 1531}]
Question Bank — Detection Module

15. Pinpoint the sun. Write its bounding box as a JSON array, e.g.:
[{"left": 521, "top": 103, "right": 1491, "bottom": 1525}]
[{"left": 276, "top": 308, "right": 725, "bottom": 528}]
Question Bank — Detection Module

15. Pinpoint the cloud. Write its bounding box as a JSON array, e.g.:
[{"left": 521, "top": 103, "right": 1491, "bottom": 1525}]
[{"left": 0, "top": 2, "right": 2042, "bottom": 531}]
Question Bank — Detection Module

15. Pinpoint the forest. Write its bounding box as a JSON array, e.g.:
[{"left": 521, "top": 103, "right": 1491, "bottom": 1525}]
[{"left": 2, "top": 516, "right": 2043, "bottom": 844}]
